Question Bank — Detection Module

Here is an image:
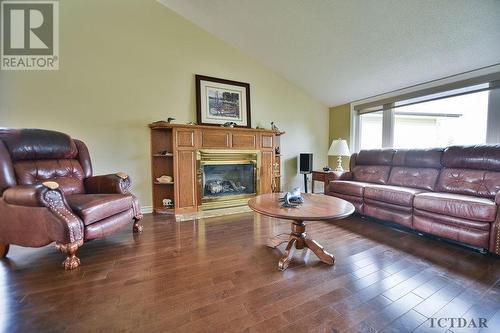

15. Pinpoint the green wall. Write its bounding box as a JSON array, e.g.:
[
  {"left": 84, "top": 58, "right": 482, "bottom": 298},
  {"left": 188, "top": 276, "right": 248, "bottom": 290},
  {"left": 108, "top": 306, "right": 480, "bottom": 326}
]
[{"left": 329, "top": 104, "right": 351, "bottom": 170}]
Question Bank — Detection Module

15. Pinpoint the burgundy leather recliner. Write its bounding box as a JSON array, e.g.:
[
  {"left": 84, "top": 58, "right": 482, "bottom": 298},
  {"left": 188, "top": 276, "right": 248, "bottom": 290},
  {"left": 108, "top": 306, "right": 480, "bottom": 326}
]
[
  {"left": 326, "top": 146, "right": 500, "bottom": 255},
  {"left": 0, "top": 129, "right": 143, "bottom": 269}
]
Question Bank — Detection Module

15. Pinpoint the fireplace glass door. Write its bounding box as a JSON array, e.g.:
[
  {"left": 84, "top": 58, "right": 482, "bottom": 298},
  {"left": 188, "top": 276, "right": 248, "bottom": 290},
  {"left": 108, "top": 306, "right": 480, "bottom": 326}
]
[
  {"left": 203, "top": 164, "right": 255, "bottom": 198},
  {"left": 197, "top": 150, "right": 260, "bottom": 210}
]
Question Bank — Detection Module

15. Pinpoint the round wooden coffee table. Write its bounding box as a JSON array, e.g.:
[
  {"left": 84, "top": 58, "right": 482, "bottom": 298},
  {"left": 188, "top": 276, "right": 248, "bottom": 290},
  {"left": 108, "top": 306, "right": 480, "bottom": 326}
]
[{"left": 248, "top": 193, "right": 355, "bottom": 270}]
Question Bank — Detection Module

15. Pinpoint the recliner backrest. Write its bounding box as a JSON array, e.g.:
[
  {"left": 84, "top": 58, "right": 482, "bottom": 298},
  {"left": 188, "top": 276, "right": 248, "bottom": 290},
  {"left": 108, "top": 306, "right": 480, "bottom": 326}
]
[
  {"left": 436, "top": 145, "right": 500, "bottom": 198},
  {"left": 0, "top": 128, "right": 93, "bottom": 195}
]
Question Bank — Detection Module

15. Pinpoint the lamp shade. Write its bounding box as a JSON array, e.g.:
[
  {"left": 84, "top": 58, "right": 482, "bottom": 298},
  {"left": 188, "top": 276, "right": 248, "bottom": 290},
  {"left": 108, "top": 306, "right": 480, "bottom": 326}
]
[{"left": 328, "top": 139, "right": 350, "bottom": 156}]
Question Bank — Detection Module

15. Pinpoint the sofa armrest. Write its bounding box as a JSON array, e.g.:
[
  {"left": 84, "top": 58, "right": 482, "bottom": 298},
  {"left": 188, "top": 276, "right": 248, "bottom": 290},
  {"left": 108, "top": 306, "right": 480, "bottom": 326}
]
[
  {"left": 496, "top": 192, "right": 500, "bottom": 206},
  {"left": 2, "top": 182, "right": 84, "bottom": 244},
  {"left": 326, "top": 171, "right": 353, "bottom": 182},
  {"left": 85, "top": 172, "right": 131, "bottom": 194},
  {"left": 325, "top": 171, "right": 353, "bottom": 195}
]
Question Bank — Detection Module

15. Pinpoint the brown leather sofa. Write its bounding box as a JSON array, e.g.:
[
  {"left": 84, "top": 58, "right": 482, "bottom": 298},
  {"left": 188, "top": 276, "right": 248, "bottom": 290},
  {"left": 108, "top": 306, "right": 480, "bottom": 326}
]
[
  {"left": 325, "top": 146, "right": 500, "bottom": 255},
  {"left": 0, "top": 129, "right": 143, "bottom": 269}
]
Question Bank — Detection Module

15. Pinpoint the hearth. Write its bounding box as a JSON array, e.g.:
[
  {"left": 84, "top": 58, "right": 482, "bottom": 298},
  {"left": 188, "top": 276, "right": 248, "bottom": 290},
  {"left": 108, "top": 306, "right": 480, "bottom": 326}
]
[{"left": 197, "top": 150, "right": 260, "bottom": 210}]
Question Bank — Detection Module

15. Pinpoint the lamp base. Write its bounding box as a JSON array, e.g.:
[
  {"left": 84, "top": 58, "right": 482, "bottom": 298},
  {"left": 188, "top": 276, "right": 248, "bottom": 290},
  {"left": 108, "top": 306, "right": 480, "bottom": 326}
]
[{"left": 335, "top": 156, "right": 344, "bottom": 172}]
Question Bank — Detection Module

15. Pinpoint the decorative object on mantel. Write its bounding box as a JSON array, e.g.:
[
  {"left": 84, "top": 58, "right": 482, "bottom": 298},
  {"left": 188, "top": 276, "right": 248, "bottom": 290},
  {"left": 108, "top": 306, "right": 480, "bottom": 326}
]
[
  {"left": 196, "top": 74, "right": 251, "bottom": 128},
  {"left": 167, "top": 117, "right": 175, "bottom": 123},
  {"left": 186, "top": 121, "right": 197, "bottom": 125},
  {"left": 328, "top": 139, "right": 350, "bottom": 172},
  {"left": 270, "top": 121, "right": 285, "bottom": 135},
  {"left": 221, "top": 121, "right": 237, "bottom": 128},
  {"left": 323, "top": 166, "right": 332, "bottom": 171},
  {"left": 162, "top": 198, "right": 174, "bottom": 208},
  {"left": 151, "top": 120, "right": 169, "bottom": 126},
  {"left": 275, "top": 146, "right": 280, "bottom": 155},
  {"left": 156, "top": 175, "right": 173, "bottom": 183},
  {"left": 279, "top": 187, "right": 304, "bottom": 208}
]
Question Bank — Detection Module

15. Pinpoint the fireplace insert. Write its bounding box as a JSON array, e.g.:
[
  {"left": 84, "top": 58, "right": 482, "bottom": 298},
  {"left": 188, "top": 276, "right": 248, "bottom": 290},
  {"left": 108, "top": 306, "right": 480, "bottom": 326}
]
[{"left": 197, "top": 150, "right": 260, "bottom": 210}]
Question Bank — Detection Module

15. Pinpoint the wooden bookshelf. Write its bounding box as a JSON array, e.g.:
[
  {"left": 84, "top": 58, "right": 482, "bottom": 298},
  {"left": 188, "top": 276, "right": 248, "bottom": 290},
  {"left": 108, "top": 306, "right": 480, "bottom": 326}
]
[{"left": 150, "top": 127, "right": 175, "bottom": 214}]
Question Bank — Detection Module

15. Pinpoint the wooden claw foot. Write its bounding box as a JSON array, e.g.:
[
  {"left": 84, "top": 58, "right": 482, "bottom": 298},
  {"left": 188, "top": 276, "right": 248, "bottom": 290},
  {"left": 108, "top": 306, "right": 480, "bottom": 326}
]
[
  {"left": 305, "top": 238, "right": 335, "bottom": 265},
  {"left": 0, "top": 243, "right": 9, "bottom": 258},
  {"left": 278, "top": 238, "right": 297, "bottom": 271},
  {"left": 56, "top": 242, "right": 81, "bottom": 270},
  {"left": 133, "top": 220, "right": 144, "bottom": 233}
]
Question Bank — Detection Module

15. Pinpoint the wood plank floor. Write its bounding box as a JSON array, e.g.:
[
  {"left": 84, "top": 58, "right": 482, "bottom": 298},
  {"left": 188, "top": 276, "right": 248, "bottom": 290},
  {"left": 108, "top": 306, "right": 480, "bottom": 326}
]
[{"left": 1, "top": 213, "right": 499, "bottom": 333}]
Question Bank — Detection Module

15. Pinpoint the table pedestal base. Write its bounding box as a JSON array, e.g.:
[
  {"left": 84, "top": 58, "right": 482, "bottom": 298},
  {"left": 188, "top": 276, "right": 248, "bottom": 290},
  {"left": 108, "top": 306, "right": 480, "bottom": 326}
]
[{"left": 267, "top": 220, "right": 335, "bottom": 271}]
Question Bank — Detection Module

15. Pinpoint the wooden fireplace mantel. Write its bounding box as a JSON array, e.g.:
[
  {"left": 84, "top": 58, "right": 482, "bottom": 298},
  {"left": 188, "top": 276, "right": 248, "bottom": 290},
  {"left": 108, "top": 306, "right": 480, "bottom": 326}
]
[{"left": 149, "top": 123, "right": 283, "bottom": 215}]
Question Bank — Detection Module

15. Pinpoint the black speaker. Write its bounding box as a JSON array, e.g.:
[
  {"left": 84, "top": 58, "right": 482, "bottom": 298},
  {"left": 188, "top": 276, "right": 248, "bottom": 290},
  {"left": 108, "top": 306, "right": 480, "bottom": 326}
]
[{"left": 299, "top": 153, "right": 313, "bottom": 174}]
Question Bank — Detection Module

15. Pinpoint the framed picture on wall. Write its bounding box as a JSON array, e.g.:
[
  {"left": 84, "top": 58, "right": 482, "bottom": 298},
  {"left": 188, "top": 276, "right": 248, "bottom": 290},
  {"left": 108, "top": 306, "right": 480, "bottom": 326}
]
[{"left": 195, "top": 75, "right": 251, "bottom": 128}]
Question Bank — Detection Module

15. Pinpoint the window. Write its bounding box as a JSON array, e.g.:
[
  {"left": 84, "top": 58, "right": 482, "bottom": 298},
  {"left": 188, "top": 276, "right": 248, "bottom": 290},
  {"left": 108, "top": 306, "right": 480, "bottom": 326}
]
[
  {"left": 359, "top": 111, "right": 383, "bottom": 149},
  {"left": 353, "top": 79, "right": 499, "bottom": 151},
  {"left": 393, "top": 90, "right": 489, "bottom": 148}
]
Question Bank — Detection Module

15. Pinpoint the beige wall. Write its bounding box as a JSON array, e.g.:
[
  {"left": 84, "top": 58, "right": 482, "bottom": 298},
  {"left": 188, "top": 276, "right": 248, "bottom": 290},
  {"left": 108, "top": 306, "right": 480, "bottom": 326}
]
[
  {"left": 0, "top": 0, "right": 329, "bottom": 209},
  {"left": 329, "top": 104, "right": 351, "bottom": 170}
]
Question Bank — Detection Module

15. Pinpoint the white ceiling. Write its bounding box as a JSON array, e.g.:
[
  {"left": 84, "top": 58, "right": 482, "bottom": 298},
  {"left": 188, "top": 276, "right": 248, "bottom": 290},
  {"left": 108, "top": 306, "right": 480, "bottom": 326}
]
[{"left": 159, "top": 0, "right": 500, "bottom": 107}]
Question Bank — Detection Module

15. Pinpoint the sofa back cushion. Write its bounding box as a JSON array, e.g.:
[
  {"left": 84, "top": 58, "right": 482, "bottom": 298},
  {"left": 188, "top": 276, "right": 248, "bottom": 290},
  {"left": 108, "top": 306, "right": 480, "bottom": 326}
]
[
  {"left": 351, "top": 149, "right": 395, "bottom": 184},
  {"left": 437, "top": 145, "right": 500, "bottom": 198},
  {"left": 0, "top": 129, "right": 87, "bottom": 195},
  {"left": 436, "top": 168, "right": 500, "bottom": 199},
  {"left": 388, "top": 149, "right": 443, "bottom": 190}
]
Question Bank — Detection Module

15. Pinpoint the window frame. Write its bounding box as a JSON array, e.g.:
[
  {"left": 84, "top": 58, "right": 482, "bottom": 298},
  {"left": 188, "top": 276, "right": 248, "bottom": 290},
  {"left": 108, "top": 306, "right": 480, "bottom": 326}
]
[{"left": 350, "top": 67, "right": 500, "bottom": 152}]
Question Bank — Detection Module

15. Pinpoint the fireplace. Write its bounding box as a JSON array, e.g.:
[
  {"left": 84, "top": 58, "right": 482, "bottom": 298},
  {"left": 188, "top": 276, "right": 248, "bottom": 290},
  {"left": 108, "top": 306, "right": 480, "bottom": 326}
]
[{"left": 197, "top": 150, "right": 260, "bottom": 210}]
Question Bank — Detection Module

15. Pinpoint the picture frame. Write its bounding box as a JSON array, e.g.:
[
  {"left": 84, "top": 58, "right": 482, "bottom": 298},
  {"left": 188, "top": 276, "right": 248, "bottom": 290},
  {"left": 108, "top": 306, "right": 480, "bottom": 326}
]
[{"left": 195, "top": 74, "right": 251, "bottom": 128}]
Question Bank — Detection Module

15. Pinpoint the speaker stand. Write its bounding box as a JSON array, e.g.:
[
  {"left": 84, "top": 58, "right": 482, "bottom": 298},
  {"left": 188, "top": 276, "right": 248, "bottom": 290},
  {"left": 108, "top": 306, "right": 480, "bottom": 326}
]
[{"left": 303, "top": 174, "right": 309, "bottom": 193}]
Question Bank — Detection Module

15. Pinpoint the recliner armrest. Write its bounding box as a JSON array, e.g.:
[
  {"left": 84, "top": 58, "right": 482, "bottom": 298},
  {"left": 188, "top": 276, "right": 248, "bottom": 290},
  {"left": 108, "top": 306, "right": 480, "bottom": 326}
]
[
  {"left": 2, "top": 181, "right": 84, "bottom": 245},
  {"left": 85, "top": 173, "right": 131, "bottom": 194},
  {"left": 3, "top": 182, "right": 60, "bottom": 207}
]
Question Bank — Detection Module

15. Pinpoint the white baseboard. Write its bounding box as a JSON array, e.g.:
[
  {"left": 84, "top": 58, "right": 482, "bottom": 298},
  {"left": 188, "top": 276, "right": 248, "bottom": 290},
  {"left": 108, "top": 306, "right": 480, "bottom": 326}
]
[{"left": 140, "top": 206, "right": 153, "bottom": 214}]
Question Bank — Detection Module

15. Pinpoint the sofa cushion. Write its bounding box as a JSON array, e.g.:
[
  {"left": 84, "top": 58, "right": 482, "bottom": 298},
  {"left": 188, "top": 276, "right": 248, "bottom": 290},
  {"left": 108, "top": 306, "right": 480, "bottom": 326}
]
[
  {"left": 392, "top": 148, "right": 444, "bottom": 169},
  {"left": 413, "top": 192, "right": 497, "bottom": 222},
  {"left": 329, "top": 180, "right": 371, "bottom": 197},
  {"left": 355, "top": 149, "right": 395, "bottom": 166},
  {"left": 364, "top": 184, "right": 425, "bottom": 207},
  {"left": 67, "top": 194, "right": 134, "bottom": 225},
  {"left": 352, "top": 165, "right": 392, "bottom": 184},
  {"left": 436, "top": 168, "right": 500, "bottom": 199},
  {"left": 442, "top": 145, "right": 500, "bottom": 172},
  {"left": 388, "top": 167, "right": 440, "bottom": 191}
]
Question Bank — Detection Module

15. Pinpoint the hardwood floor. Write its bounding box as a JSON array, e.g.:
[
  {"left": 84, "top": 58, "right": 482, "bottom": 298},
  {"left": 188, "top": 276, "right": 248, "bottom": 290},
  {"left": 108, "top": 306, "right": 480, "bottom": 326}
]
[{"left": 1, "top": 213, "right": 499, "bottom": 332}]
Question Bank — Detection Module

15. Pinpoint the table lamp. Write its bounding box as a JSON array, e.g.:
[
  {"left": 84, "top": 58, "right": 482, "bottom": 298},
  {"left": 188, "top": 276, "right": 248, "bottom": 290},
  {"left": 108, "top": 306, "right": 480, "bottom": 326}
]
[{"left": 328, "top": 139, "right": 350, "bottom": 172}]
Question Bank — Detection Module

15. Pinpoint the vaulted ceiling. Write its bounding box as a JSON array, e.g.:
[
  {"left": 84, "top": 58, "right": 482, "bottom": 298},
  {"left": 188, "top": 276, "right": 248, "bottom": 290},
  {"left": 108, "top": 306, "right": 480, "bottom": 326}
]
[{"left": 159, "top": 0, "right": 500, "bottom": 106}]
